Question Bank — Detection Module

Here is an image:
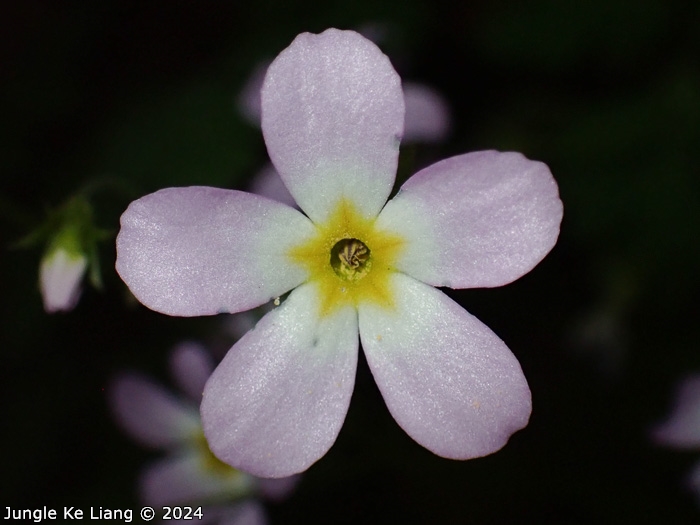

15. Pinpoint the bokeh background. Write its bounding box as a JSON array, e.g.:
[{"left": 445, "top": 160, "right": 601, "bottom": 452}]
[{"left": 2, "top": 0, "right": 700, "bottom": 523}]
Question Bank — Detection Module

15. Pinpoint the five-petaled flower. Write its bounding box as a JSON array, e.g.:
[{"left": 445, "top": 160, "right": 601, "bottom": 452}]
[
  {"left": 116, "top": 28, "right": 563, "bottom": 478},
  {"left": 109, "top": 341, "right": 298, "bottom": 517}
]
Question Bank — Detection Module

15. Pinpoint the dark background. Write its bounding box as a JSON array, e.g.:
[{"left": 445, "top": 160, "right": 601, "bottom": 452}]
[{"left": 2, "top": 0, "right": 699, "bottom": 523}]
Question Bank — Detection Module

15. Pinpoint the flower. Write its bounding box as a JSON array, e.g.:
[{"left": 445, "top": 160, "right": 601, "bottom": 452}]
[
  {"left": 36, "top": 196, "right": 102, "bottom": 313},
  {"left": 239, "top": 40, "right": 451, "bottom": 208},
  {"left": 109, "top": 342, "right": 298, "bottom": 520},
  {"left": 116, "top": 28, "right": 563, "bottom": 478},
  {"left": 238, "top": 62, "right": 450, "bottom": 144},
  {"left": 40, "top": 245, "right": 88, "bottom": 313},
  {"left": 652, "top": 374, "right": 700, "bottom": 500}
]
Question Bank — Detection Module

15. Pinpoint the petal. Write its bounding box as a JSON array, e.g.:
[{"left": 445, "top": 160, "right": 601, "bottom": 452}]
[
  {"left": 39, "top": 249, "right": 87, "bottom": 313},
  {"left": 224, "top": 308, "right": 269, "bottom": 341},
  {"left": 201, "top": 283, "right": 358, "bottom": 478},
  {"left": 255, "top": 474, "right": 301, "bottom": 502},
  {"left": 169, "top": 341, "right": 215, "bottom": 402},
  {"left": 216, "top": 502, "right": 268, "bottom": 525},
  {"left": 359, "top": 273, "right": 531, "bottom": 459},
  {"left": 402, "top": 82, "right": 451, "bottom": 143},
  {"left": 652, "top": 375, "right": 700, "bottom": 448},
  {"left": 109, "top": 373, "right": 201, "bottom": 449},
  {"left": 261, "top": 28, "right": 404, "bottom": 223},
  {"left": 376, "top": 150, "right": 563, "bottom": 288},
  {"left": 116, "top": 186, "right": 314, "bottom": 316},
  {"left": 689, "top": 462, "right": 700, "bottom": 503},
  {"left": 139, "top": 452, "right": 254, "bottom": 506},
  {"left": 236, "top": 60, "right": 269, "bottom": 127},
  {"left": 248, "top": 163, "right": 296, "bottom": 207}
]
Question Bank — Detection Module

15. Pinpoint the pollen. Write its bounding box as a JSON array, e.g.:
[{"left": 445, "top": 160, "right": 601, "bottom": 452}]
[{"left": 288, "top": 198, "right": 405, "bottom": 317}]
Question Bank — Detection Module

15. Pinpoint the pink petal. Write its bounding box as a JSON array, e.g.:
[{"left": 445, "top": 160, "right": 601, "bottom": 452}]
[
  {"left": 139, "top": 452, "right": 254, "bottom": 507},
  {"left": 376, "top": 150, "right": 563, "bottom": 289},
  {"left": 169, "top": 341, "right": 215, "bottom": 402},
  {"left": 109, "top": 373, "right": 201, "bottom": 449},
  {"left": 116, "top": 186, "right": 314, "bottom": 316},
  {"left": 359, "top": 273, "right": 531, "bottom": 459},
  {"left": 236, "top": 60, "right": 269, "bottom": 127},
  {"left": 256, "top": 474, "right": 301, "bottom": 502},
  {"left": 248, "top": 163, "right": 296, "bottom": 207},
  {"left": 652, "top": 375, "right": 700, "bottom": 448},
  {"left": 689, "top": 462, "right": 700, "bottom": 503},
  {"left": 201, "top": 283, "right": 358, "bottom": 478},
  {"left": 224, "top": 309, "right": 269, "bottom": 341},
  {"left": 261, "top": 28, "right": 404, "bottom": 223},
  {"left": 216, "top": 502, "right": 268, "bottom": 525},
  {"left": 402, "top": 82, "right": 451, "bottom": 143}
]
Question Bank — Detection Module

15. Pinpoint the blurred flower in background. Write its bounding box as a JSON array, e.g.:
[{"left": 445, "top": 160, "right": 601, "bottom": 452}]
[
  {"left": 652, "top": 375, "right": 700, "bottom": 501},
  {"left": 17, "top": 194, "right": 108, "bottom": 313},
  {"left": 109, "top": 341, "right": 299, "bottom": 522},
  {"left": 40, "top": 241, "right": 87, "bottom": 313}
]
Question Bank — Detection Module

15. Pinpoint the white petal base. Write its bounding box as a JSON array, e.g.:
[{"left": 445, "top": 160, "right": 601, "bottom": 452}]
[{"left": 201, "top": 283, "right": 359, "bottom": 478}]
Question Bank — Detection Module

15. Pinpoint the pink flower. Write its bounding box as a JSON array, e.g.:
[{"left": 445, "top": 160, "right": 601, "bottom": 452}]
[
  {"left": 116, "top": 29, "right": 563, "bottom": 478},
  {"left": 109, "top": 342, "right": 298, "bottom": 513}
]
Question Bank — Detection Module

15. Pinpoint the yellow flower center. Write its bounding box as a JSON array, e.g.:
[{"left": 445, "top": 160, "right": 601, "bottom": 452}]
[{"left": 289, "top": 198, "right": 405, "bottom": 317}]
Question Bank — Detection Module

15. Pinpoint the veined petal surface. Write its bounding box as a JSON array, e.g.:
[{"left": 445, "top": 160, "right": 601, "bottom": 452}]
[
  {"left": 359, "top": 273, "right": 531, "bottom": 459},
  {"left": 201, "top": 283, "right": 359, "bottom": 478},
  {"left": 109, "top": 374, "right": 201, "bottom": 449},
  {"left": 261, "top": 28, "right": 404, "bottom": 223},
  {"left": 376, "top": 150, "right": 563, "bottom": 289},
  {"left": 116, "top": 187, "right": 314, "bottom": 316}
]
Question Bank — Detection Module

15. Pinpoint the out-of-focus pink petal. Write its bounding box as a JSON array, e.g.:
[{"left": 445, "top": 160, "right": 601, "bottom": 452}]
[
  {"left": 109, "top": 374, "right": 201, "bottom": 449},
  {"left": 139, "top": 452, "right": 254, "bottom": 507},
  {"left": 261, "top": 28, "right": 404, "bottom": 223},
  {"left": 223, "top": 308, "right": 268, "bottom": 342},
  {"left": 201, "top": 283, "right": 358, "bottom": 478},
  {"left": 116, "top": 186, "right": 314, "bottom": 316},
  {"left": 217, "top": 502, "right": 268, "bottom": 525},
  {"left": 376, "top": 150, "right": 563, "bottom": 289},
  {"left": 652, "top": 375, "right": 700, "bottom": 448},
  {"left": 236, "top": 60, "right": 270, "bottom": 127},
  {"left": 248, "top": 163, "right": 295, "bottom": 207},
  {"left": 689, "top": 462, "right": 700, "bottom": 503},
  {"left": 256, "top": 475, "right": 301, "bottom": 502},
  {"left": 359, "top": 273, "right": 531, "bottom": 459},
  {"left": 170, "top": 341, "right": 215, "bottom": 402},
  {"left": 402, "top": 82, "right": 451, "bottom": 143}
]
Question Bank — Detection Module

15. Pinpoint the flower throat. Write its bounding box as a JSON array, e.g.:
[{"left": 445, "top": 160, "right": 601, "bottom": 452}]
[{"left": 331, "top": 238, "right": 371, "bottom": 281}]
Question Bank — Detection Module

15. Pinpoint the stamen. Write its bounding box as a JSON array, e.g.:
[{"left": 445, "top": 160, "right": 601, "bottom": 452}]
[{"left": 330, "top": 238, "right": 371, "bottom": 281}]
